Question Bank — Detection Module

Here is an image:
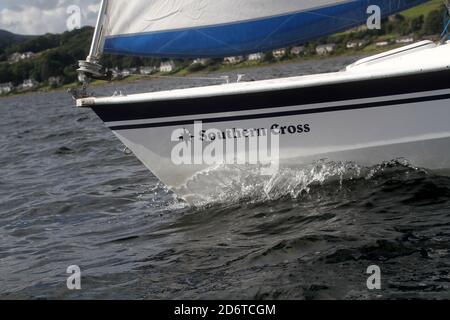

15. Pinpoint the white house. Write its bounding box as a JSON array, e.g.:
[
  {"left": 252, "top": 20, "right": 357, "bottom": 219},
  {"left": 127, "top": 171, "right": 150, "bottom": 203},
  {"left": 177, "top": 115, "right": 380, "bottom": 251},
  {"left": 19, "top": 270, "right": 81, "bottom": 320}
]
[
  {"left": 8, "top": 52, "right": 35, "bottom": 63},
  {"left": 396, "top": 36, "right": 414, "bottom": 44},
  {"left": 316, "top": 43, "right": 336, "bottom": 55},
  {"left": 346, "top": 40, "right": 366, "bottom": 49},
  {"left": 223, "top": 56, "right": 244, "bottom": 64},
  {"left": 0, "top": 82, "right": 14, "bottom": 94},
  {"left": 19, "top": 79, "right": 39, "bottom": 91},
  {"left": 290, "top": 46, "right": 305, "bottom": 55},
  {"left": 121, "top": 69, "right": 131, "bottom": 77},
  {"left": 8, "top": 53, "right": 21, "bottom": 63},
  {"left": 191, "top": 58, "right": 210, "bottom": 66},
  {"left": 160, "top": 61, "right": 176, "bottom": 73},
  {"left": 247, "top": 52, "right": 265, "bottom": 61},
  {"left": 272, "top": 48, "right": 286, "bottom": 58},
  {"left": 140, "top": 66, "right": 156, "bottom": 75},
  {"left": 376, "top": 41, "right": 390, "bottom": 47}
]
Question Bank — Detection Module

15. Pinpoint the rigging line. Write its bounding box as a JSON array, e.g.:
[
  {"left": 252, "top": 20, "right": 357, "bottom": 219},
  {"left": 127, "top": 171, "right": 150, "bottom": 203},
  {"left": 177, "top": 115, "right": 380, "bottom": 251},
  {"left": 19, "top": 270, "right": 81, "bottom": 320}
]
[
  {"left": 441, "top": 0, "right": 450, "bottom": 41},
  {"left": 195, "top": 29, "right": 242, "bottom": 53},
  {"left": 300, "top": 10, "right": 366, "bottom": 24},
  {"left": 441, "top": 19, "right": 450, "bottom": 38},
  {"left": 255, "top": 14, "right": 298, "bottom": 49},
  {"left": 155, "top": 30, "right": 191, "bottom": 54}
]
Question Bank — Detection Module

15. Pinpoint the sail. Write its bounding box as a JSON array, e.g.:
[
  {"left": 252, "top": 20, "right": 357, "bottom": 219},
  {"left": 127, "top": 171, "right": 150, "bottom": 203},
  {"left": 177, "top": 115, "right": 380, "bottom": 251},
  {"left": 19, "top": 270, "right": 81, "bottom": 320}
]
[{"left": 100, "top": 0, "right": 429, "bottom": 58}]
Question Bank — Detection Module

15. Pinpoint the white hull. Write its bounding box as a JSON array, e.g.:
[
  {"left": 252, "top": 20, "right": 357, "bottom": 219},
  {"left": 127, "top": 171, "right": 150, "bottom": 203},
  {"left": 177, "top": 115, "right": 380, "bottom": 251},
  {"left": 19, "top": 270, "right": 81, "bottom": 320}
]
[
  {"left": 78, "top": 41, "right": 450, "bottom": 203},
  {"left": 111, "top": 93, "right": 450, "bottom": 188}
]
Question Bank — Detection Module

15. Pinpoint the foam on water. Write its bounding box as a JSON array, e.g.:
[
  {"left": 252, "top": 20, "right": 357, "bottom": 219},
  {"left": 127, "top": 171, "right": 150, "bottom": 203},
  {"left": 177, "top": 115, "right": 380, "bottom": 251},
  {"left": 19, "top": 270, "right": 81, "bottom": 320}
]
[{"left": 175, "top": 158, "right": 423, "bottom": 208}]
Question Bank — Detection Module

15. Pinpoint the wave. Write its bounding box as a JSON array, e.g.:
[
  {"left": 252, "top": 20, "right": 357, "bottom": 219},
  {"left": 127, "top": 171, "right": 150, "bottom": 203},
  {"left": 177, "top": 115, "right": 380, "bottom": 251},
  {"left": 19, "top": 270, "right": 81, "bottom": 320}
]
[{"left": 173, "top": 159, "right": 428, "bottom": 208}]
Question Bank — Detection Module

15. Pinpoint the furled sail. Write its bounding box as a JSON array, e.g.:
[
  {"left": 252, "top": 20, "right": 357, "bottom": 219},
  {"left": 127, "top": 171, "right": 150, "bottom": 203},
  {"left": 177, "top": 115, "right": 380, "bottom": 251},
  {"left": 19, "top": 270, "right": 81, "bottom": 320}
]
[{"left": 97, "top": 0, "right": 428, "bottom": 58}]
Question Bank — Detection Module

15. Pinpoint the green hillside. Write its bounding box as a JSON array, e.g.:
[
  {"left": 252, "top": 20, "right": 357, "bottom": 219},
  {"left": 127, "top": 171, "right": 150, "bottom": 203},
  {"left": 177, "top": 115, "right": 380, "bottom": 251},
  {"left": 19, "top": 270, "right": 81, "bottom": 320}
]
[
  {"left": 0, "top": 27, "right": 162, "bottom": 87},
  {"left": 0, "top": 0, "right": 448, "bottom": 96},
  {"left": 402, "top": 0, "right": 444, "bottom": 19},
  {"left": 0, "top": 30, "right": 33, "bottom": 51}
]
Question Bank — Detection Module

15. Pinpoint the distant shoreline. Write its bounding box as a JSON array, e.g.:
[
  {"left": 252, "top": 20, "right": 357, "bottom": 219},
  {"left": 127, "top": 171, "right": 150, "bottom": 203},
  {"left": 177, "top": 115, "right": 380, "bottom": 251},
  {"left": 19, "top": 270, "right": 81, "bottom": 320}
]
[{"left": 0, "top": 43, "right": 405, "bottom": 99}]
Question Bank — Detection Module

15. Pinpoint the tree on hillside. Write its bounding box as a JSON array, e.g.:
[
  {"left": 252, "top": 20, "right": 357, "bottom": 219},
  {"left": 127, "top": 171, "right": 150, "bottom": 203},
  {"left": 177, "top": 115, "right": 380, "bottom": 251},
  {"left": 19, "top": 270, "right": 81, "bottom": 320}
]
[
  {"left": 263, "top": 51, "right": 275, "bottom": 63},
  {"left": 410, "top": 15, "right": 424, "bottom": 33},
  {"left": 35, "top": 51, "right": 73, "bottom": 82},
  {"left": 422, "top": 9, "right": 444, "bottom": 35},
  {"left": 0, "top": 64, "right": 13, "bottom": 83},
  {"left": 5, "top": 33, "right": 60, "bottom": 55}
]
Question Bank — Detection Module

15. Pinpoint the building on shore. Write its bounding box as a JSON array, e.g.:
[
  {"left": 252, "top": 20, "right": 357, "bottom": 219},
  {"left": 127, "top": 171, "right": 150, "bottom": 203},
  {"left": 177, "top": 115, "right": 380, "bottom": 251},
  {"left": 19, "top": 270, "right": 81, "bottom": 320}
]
[
  {"left": 0, "top": 82, "right": 14, "bottom": 94},
  {"left": 346, "top": 40, "right": 366, "bottom": 49},
  {"left": 160, "top": 61, "right": 176, "bottom": 73},
  {"left": 247, "top": 52, "right": 265, "bottom": 61},
  {"left": 140, "top": 66, "right": 157, "bottom": 75},
  {"left": 118, "top": 68, "right": 137, "bottom": 78},
  {"left": 18, "top": 79, "right": 39, "bottom": 91},
  {"left": 375, "top": 40, "right": 390, "bottom": 47},
  {"left": 191, "top": 58, "right": 211, "bottom": 66},
  {"left": 223, "top": 56, "right": 244, "bottom": 65},
  {"left": 316, "top": 43, "right": 336, "bottom": 55},
  {"left": 8, "top": 52, "right": 35, "bottom": 63},
  {"left": 121, "top": 69, "right": 131, "bottom": 77},
  {"left": 396, "top": 36, "right": 414, "bottom": 44},
  {"left": 272, "top": 48, "right": 286, "bottom": 59},
  {"left": 290, "top": 46, "right": 305, "bottom": 55}
]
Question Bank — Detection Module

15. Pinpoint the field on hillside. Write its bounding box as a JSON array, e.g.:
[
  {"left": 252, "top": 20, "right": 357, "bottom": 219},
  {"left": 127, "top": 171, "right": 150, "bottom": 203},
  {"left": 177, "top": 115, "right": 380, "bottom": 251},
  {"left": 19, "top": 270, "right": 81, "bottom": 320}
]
[{"left": 402, "top": 0, "right": 444, "bottom": 18}]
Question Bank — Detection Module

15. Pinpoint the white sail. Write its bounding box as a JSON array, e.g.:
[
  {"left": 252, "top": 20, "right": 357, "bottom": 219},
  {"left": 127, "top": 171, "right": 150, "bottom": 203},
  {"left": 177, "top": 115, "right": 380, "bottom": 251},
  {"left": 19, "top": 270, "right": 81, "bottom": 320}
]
[{"left": 104, "top": 0, "right": 346, "bottom": 36}]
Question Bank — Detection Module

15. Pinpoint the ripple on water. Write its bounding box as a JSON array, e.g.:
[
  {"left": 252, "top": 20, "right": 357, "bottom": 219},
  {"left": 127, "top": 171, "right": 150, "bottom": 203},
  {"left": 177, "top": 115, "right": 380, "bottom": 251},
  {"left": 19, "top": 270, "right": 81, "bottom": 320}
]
[{"left": 1, "top": 57, "right": 450, "bottom": 299}]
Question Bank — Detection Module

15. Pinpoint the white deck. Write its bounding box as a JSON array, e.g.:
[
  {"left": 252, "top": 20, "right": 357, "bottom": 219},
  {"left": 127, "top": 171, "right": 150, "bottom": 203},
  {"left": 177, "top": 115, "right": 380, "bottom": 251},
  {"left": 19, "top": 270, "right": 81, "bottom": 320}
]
[{"left": 77, "top": 40, "right": 450, "bottom": 108}]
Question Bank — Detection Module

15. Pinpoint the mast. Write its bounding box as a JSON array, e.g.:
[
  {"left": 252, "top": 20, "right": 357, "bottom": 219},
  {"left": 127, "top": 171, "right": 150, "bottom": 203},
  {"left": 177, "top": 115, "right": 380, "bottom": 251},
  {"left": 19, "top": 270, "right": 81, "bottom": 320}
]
[{"left": 77, "top": 0, "right": 109, "bottom": 80}]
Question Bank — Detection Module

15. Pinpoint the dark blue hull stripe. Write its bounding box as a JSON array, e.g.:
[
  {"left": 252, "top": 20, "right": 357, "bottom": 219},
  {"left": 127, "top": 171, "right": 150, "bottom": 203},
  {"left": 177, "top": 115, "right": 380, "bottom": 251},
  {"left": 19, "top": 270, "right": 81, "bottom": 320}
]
[
  {"left": 107, "top": 94, "right": 450, "bottom": 130},
  {"left": 92, "top": 69, "right": 450, "bottom": 125}
]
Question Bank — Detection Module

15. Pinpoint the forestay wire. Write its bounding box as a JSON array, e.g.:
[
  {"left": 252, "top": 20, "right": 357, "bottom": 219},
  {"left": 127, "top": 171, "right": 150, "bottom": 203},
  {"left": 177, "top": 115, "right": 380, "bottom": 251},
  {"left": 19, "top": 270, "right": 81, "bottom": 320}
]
[{"left": 442, "top": 0, "right": 450, "bottom": 41}]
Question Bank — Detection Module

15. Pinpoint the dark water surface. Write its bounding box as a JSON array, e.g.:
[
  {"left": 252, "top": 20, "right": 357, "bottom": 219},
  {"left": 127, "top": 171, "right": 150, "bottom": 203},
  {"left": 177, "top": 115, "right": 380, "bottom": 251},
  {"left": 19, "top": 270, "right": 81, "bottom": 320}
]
[{"left": 1, "top": 56, "right": 450, "bottom": 299}]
